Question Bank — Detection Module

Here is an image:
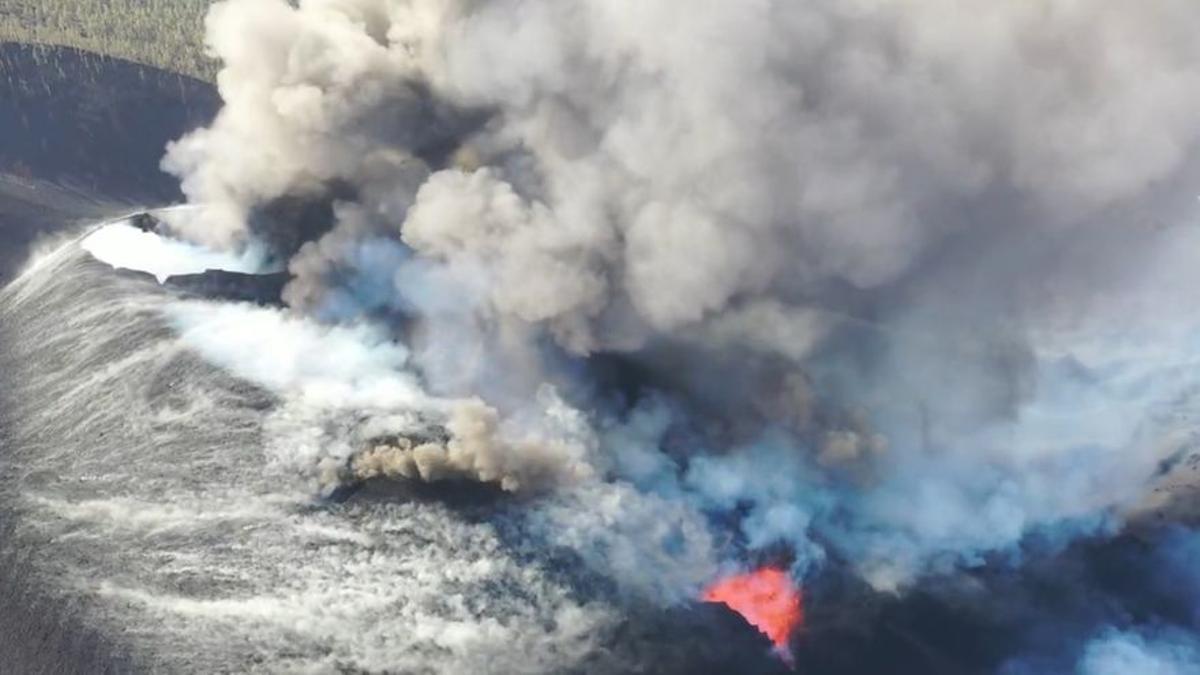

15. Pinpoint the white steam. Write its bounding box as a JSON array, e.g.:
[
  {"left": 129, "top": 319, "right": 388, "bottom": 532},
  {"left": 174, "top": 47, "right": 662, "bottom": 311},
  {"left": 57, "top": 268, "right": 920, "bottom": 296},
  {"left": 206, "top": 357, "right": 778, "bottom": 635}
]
[
  {"left": 82, "top": 217, "right": 267, "bottom": 282},
  {"left": 165, "top": 300, "right": 599, "bottom": 494}
]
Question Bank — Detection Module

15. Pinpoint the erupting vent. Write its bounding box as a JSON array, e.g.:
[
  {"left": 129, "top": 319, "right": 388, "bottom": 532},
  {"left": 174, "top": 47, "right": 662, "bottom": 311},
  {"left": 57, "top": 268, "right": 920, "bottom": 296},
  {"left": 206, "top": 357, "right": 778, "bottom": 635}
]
[{"left": 703, "top": 568, "right": 803, "bottom": 658}]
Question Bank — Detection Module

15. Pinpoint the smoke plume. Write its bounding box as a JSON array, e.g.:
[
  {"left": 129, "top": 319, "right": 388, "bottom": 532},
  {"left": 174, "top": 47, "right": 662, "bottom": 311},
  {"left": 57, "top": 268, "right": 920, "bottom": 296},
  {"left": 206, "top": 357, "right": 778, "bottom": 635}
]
[{"left": 155, "top": 0, "right": 1200, "bottom": 660}]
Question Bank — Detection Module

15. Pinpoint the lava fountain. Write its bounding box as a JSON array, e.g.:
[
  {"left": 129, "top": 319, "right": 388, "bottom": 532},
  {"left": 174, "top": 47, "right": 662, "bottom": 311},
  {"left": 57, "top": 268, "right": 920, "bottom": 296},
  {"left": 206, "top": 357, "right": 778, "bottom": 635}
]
[{"left": 702, "top": 568, "right": 803, "bottom": 661}]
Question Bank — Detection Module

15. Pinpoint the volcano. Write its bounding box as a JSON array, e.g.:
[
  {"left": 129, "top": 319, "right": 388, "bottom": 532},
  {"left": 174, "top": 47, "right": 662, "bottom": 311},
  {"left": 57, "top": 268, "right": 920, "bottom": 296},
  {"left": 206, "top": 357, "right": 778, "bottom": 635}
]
[{"left": 7, "top": 3, "right": 1200, "bottom": 675}]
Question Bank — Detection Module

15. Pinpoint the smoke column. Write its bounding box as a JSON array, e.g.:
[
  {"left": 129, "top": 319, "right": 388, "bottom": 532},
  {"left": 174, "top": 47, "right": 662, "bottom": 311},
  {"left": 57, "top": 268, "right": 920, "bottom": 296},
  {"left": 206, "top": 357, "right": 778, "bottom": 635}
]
[{"left": 153, "top": 0, "right": 1200, "bottom": 666}]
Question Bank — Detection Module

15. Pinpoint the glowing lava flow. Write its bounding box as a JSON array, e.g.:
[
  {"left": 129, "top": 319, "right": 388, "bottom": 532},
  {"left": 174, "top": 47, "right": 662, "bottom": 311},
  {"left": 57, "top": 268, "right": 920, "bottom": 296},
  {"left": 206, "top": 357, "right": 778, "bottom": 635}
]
[{"left": 703, "top": 567, "right": 803, "bottom": 658}]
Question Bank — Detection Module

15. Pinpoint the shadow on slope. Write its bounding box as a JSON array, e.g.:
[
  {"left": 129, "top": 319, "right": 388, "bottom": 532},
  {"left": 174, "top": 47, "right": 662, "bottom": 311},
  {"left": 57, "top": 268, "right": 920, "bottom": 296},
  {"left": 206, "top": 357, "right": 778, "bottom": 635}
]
[{"left": 0, "top": 42, "right": 218, "bottom": 283}]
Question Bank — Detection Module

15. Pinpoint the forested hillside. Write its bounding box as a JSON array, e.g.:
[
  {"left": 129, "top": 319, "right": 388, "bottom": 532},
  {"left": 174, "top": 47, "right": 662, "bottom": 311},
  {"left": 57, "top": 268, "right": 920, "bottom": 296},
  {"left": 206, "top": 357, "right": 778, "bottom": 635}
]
[{"left": 0, "top": 0, "right": 214, "bottom": 80}]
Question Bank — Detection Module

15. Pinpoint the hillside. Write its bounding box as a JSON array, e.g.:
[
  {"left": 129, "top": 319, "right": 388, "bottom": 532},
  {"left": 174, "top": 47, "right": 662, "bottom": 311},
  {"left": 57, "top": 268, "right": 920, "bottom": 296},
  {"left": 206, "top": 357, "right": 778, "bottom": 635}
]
[
  {"left": 0, "top": 0, "right": 215, "bottom": 80},
  {"left": 0, "top": 42, "right": 220, "bottom": 283}
]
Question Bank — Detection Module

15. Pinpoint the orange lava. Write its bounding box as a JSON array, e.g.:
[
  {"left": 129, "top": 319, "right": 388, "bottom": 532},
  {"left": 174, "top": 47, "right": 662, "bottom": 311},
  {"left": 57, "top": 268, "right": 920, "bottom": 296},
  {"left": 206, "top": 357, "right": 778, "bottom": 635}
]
[{"left": 702, "top": 567, "right": 804, "bottom": 653}]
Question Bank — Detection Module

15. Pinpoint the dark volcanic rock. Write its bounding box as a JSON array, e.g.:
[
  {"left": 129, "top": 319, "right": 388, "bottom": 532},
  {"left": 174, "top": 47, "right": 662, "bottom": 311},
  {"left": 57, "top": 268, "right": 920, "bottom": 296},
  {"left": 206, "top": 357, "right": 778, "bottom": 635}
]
[
  {"left": 164, "top": 269, "right": 290, "bottom": 307},
  {"left": 606, "top": 602, "right": 791, "bottom": 675}
]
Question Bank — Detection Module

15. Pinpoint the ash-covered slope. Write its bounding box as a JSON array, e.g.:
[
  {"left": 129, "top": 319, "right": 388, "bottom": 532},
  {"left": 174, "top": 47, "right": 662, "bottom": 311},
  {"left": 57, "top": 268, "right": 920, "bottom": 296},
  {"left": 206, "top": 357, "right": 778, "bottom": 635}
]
[{"left": 0, "top": 235, "right": 787, "bottom": 674}]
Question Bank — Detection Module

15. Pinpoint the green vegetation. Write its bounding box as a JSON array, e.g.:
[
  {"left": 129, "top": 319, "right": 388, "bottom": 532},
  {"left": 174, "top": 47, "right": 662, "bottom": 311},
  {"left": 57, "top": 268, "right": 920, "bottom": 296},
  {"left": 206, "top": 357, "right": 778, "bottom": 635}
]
[{"left": 0, "top": 0, "right": 216, "bottom": 80}]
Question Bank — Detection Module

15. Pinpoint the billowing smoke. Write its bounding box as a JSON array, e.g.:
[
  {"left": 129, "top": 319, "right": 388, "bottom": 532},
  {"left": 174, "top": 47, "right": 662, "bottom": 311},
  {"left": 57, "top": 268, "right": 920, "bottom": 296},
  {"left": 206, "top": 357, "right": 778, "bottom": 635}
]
[{"left": 153, "top": 0, "right": 1200, "bottom": 662}]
